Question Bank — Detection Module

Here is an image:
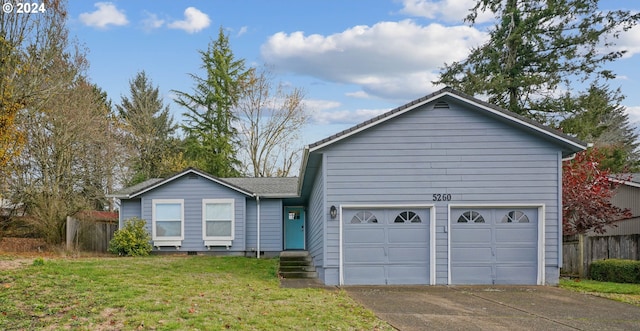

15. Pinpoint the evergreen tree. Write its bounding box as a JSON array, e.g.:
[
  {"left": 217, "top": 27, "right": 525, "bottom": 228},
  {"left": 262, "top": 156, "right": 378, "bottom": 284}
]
[
  {"left": 173, "top": 27, "right": 249, "bottom": 177},
  {"left": 435, "top": 0, "right": 640, "bottom": 122},
  {"left": 117, "top": 71, "right": 179, "bottom": 185},
  {"left": 560, "top": 84, "right": 639, "bottom": 172}
]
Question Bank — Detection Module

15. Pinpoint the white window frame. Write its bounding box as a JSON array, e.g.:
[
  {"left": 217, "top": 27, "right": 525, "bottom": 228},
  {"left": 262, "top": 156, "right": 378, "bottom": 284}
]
[
  {"left": 152, "top": 199, "right": 185, "bottom": 242},
  {"left": 202, "top": 199, "right": 235, "bottom": 242}
]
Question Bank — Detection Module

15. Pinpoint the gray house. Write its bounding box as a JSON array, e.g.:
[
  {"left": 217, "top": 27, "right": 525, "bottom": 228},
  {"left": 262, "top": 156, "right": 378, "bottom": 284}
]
[{"left": 111, "top": 87, "right": 586, "bottom": 286}]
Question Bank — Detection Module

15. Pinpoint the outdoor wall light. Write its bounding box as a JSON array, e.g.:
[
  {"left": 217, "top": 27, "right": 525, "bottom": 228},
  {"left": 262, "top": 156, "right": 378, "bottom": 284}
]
[{"left": 330, "top": 205, "right": 337, "bottom": 219}]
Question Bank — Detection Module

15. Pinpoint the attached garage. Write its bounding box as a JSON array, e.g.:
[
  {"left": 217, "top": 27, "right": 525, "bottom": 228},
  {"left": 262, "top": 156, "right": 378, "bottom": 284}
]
[
  {"left": 297, "top": 88, "right": 586, "bottom": 286},
  {"left": 449, "top": 206, "right": 542, "bottom": 285},
  {"left": 341, "top": 207, "right": 435, "bottom": 285}
]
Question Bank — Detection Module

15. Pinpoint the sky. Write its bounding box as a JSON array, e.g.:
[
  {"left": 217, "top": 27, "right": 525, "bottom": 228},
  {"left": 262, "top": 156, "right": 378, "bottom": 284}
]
[{"left": 64, "top": 0, "right": 640, "bottom": 146}]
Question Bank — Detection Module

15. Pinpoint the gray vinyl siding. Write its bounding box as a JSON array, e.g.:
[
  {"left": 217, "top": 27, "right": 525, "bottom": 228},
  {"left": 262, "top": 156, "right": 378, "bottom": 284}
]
[
  {"left": 316, "top": 99, "right": 562, "bottom": 285},
  {"left": 307, "top": 160, "right": 326, "bottom": 278},
  {"left": 139, "top": 175, "right": 247, "bottom": 252},
  {"left": 246, "top": 198, "right": 283, "bottom": 252},
  {"left": 591, "top": 185, "right": 640, "bottom": 236},
  {"left": 119, "top": 199, "right": 142, "bottom": 228},
  {"left": 612, "top": 185, "right": 640, "bottom": 218}
]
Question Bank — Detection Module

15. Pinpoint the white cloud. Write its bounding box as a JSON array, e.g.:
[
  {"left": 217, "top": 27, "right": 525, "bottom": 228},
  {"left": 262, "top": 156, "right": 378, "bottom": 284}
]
[
  {"left": 168, "top": 7, "right": 211, "bottom": 34},
  {"left": 302, "top": 98, "right": 390, "bottom": 125},
  {"left": 237, "top": 26, "right": 249, "bottom": 37},
  {"left": 312, "top": 108, "right": 390, "bottom": 125},
  {"left": 142, "top": 11, "right": 165, "bottom": 31},
  {"left": 345, "top": 91, "right": 370, "bottom": 98},
  {"left": 261, "top": 19, "right": 487, "bottom": 100},
  {"left": 625, "top": 105, "right": 640, "bottom": 126},
  {"left": 79, "top": 2, "right": 128, "bottom": 29},
  {"left": 399, "top": 0, "right": 494, "bottom": 24},
  {"left": 303, "top": 99, "right": 341, "bottom": 112},
  {"left": 615, "top": 25, "right": 640, "bottom": 58}
]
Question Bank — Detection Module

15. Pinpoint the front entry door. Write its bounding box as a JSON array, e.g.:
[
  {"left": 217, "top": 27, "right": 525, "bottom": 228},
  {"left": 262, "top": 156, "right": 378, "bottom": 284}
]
[{"left": 284, "top": 207, "right": 305, "bottom": 250}]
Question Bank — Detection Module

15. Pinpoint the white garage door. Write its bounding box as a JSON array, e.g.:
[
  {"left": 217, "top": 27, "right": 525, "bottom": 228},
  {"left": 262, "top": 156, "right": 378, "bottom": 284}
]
[
  {"left": 342, "top": 208, "right": 430, "bottom": 285},
  {"left": 450, "top": 207, "right": 539, "bottom": 285}
]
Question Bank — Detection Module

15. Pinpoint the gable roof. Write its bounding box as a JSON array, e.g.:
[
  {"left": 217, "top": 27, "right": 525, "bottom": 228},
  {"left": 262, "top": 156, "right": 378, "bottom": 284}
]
[
  {"left": 308, "top": 87, "right": 587, "bottom": 156},
  {"left": 109, "top": 168, "right": 254, "bottom": 199},
  {"left": 109, "top": 168, "right": 299, "bottom": 199}
]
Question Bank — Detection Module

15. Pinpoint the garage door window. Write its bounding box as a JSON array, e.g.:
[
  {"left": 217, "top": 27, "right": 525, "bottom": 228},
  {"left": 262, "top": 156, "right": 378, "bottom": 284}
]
[
  {"left": 350, "top": 211, "right": 378, "bottom": 224},
  {"left": 394, "top": 211, "right": 422, "bottom": 223},
  {"left": 457, "top": 211, "right": 485, "bottom": 223},
  {"left": 501, "top": 210, "right": 530, "bottom": 223}
]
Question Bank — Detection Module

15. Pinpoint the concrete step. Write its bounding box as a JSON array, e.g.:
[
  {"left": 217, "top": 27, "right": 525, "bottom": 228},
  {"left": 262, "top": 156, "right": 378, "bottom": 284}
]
[
  {"left": 278, "top": 251, "right": 318, "bottom": 280},
  {"left": 280, "top": 251, "right": 310, "bottom": 258},
  {"left": 280, "top": 257, "right": 312, "bottom": 265}
]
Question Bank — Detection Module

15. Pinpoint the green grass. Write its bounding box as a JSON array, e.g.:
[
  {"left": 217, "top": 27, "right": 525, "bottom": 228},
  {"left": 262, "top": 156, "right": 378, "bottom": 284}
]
[
  {"left": 559, "top": 278, "right": 640, "bottom": 307},
  {"left": 0, "top": 256, "right": 393, "bottom": 330}
]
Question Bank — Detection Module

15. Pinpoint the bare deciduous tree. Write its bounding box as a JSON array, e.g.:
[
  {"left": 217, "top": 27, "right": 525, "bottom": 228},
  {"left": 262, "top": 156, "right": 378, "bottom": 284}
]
[{"left": 235, "top": 67, "right": 308, "bottom": 177}]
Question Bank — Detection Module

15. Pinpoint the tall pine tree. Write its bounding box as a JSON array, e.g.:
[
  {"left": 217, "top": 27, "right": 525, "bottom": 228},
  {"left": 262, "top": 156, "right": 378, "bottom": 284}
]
[
  {"left": 560, "top": 84, "right": 639, "bottom": 171},
  {"left": 173, "top": 27, "right": 249, "bottom": 177},
  {"left": 435, "top": 0, "right": 640, "bottom": 122},
  {"left": 117, "top": 71, "right": 179, "bottom": 185}
]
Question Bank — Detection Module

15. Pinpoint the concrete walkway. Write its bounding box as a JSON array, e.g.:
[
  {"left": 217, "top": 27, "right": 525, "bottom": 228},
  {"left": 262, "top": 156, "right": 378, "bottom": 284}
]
[{"left": 343, "top": 285, "right": 640, "bottom": 331}]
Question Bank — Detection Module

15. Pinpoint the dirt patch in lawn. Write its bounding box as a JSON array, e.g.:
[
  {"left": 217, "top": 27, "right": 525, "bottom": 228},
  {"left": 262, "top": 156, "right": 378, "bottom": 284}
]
[
  {"left": 0, "top": 258, "right": 32, "bottom": 270},
  {"left": 0, "top": 237, "right": 48, "bottom": 253}
]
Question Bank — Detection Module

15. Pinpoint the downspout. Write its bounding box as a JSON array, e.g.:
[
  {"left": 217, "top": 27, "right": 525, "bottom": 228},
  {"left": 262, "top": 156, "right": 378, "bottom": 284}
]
[{"left": 256, "top": 195, "right": 261, "bottom": 259}]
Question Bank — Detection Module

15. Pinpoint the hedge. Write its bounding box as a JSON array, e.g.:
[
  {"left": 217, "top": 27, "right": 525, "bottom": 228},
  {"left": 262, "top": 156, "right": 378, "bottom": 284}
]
[{"left": 590, "top": 259, "right": 640, "bottom": 283}]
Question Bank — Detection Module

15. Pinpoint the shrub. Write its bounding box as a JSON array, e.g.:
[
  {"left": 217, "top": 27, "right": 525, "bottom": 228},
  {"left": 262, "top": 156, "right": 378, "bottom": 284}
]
[
  {"left": 108, "top": 217, "right": 152, "bottom": 256},
  {"left": 590, "top": 259, "right": 640, "bottom": 283}
]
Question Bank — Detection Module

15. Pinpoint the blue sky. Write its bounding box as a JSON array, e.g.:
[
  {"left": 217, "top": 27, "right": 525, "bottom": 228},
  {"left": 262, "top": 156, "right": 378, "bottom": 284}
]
[{"left": 66, "top": 0, "right": 640, "bottom": 145}]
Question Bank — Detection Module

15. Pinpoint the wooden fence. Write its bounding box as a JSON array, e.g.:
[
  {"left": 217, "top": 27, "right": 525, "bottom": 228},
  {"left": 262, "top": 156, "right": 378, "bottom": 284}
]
[
  {"left": 562, "top": 234, "right": 640, "bottom": 277},
  {"left": 66, "top": 216, "right": 118, "bottom": 252}
]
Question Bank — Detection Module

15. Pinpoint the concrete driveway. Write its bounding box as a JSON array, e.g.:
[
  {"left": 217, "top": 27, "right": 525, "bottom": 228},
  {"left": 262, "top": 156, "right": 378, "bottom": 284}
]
[{"left": 344, "top": 285, "right": 640, "bottom": 331}]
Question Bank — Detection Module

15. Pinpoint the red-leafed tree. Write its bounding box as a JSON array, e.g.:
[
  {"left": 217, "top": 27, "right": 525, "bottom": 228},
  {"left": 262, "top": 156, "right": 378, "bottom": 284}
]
[{"left": 563, "top": 148, "right": 632, "bottom": 235}]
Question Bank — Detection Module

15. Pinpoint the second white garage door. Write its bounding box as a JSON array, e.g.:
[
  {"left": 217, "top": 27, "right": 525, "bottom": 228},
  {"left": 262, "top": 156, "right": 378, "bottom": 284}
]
[
  {"left": 450, "top": 207, "right": 540, "bottom": 285},
  {"left": 342, "top": 208, "right": 431, "bottom": 285}
]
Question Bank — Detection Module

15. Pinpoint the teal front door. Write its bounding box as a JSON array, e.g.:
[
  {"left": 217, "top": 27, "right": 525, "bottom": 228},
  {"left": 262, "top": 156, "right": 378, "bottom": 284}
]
[{"left": 284, "top": 207, "right": 305, "bottom": 250}]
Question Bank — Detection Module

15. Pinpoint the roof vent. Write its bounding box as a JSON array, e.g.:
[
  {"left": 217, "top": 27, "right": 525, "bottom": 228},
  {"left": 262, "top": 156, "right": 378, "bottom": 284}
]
[
  {"left": 188, "top": 173, "right": 199, "bottom": 180},
  {"left": 434, "top": 101, "right": 450, "bottom": 109}
]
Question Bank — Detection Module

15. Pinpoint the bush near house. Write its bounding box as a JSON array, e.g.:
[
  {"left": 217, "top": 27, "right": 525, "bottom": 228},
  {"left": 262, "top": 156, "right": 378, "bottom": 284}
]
[
  {"left": 590, "top": 259, "right": 640, "bottom": 283},
  {"left": 108, "top": 217, "right": 152, "bottom": 256}
]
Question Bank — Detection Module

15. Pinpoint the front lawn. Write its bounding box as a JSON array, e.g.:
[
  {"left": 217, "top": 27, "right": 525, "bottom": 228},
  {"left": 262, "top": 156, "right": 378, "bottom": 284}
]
[
  {"left": 559, "top": 278, "right": 640, "bottom": 307},
  {"left": 0, "top": 256, "right": 392, "bottom": 330}
]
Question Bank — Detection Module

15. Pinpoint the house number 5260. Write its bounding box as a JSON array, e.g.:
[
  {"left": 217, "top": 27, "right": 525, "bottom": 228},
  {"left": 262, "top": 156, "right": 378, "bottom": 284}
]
[{"left": 432, "top": 194, "right": 452, "bottom": 201}]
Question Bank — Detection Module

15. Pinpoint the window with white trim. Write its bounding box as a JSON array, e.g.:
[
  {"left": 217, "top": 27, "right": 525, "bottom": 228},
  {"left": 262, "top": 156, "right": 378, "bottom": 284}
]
[
  {"left": 202, "top": 199, "right": 235, "bottom": 241},
  {"left": 152, "top": 199, "right": 184, "bottom": 240}
]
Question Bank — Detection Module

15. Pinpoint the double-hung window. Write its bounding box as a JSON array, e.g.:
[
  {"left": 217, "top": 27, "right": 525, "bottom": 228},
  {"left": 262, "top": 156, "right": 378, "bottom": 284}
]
[
  {"left": 152, "top": 199, "right": 184, "bottom": 244},
  {"left": 202, "top": 199, "right": 235, "bottom": 243}
]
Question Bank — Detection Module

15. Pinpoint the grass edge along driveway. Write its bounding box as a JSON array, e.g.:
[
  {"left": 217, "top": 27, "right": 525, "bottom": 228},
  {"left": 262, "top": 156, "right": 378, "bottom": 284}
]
[{"left": 0, "top": 256, "right": 393, "bottom": 330}]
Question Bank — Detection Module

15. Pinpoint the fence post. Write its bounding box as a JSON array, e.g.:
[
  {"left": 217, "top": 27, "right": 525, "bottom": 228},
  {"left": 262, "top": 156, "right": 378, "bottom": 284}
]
[{"left": 578, "top": 234, "right": 584, "bottom": 278}]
